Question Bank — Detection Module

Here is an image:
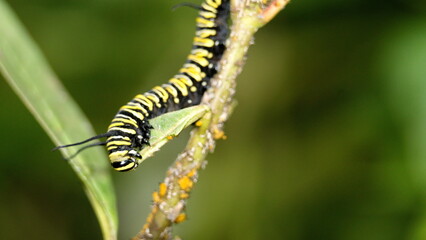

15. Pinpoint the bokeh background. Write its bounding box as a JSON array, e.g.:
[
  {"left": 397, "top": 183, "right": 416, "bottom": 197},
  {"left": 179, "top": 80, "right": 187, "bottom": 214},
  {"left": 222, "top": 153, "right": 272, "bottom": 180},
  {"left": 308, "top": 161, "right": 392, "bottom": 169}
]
[{"left": 1, "top": 0, "right": 426, "bottom": 239}]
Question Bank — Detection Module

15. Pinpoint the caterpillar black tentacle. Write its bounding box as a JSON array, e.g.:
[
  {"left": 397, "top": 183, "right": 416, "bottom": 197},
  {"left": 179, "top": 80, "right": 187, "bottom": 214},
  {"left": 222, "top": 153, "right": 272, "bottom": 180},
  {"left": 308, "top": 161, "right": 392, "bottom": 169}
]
[{"left": 54, "top": 0, "right": 230, "bottom": 172}]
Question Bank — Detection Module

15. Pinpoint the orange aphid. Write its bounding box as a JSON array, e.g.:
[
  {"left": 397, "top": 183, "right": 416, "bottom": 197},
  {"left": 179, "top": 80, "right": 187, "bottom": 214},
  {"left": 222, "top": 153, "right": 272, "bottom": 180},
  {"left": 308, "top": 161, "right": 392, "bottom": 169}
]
[
  {"left": 180, "top": 193, "right": 190, "bottom": 199},
  {"left": 195, "top": 120, "right": 203, "bottom": 127},
  {"left": 178, "top": 176, "right": 193, "bottom": 191},
  {"left": 152, "top": 191, "right": 161, "bottom": 203},
  {"left": 174, "top": 213, "right": 187, "bottom": 223},
  {"left": 159, "top": 183, "right": 167, "bottom": 197},
  {"left": 213, "top": 128, "right": 227, "bottom": 140},
  {"left": 187, "top": 169, "right": 197, "bottom": 177}
]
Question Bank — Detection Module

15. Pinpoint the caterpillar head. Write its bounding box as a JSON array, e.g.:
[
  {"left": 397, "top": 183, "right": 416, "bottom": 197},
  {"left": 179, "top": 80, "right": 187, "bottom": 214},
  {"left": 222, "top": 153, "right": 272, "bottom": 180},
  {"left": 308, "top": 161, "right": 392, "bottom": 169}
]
[{"left": 109, "top": 149, "right": 142, "bottom": 172}]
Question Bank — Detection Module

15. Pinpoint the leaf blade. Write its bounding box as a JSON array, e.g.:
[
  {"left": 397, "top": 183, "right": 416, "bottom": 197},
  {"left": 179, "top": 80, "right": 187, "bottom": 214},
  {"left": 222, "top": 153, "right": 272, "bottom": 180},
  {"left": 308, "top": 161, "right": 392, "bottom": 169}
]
[
  {"left": 139, "top": 105, "right": 209, "bottom": 162},
  {"left": 0, "top": 1, "right": 117, "bottom": 239}
]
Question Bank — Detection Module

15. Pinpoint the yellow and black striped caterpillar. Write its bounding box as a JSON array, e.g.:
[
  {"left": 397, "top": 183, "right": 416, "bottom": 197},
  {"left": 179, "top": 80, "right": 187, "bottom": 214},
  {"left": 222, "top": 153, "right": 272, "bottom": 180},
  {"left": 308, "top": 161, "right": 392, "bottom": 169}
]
[{"left": 54, "top": 0, "right": 230, "bottom": 172}]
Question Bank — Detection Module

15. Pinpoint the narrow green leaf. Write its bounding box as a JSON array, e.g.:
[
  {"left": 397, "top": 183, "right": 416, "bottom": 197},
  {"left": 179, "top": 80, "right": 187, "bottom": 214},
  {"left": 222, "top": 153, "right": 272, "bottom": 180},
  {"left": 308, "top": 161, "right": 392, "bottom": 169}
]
[
  {"left": 0, "top": 1, "right": 117, "bottom": 239},
  {"left": 139, "top": 105, "right": 209, "bottom": 163}
]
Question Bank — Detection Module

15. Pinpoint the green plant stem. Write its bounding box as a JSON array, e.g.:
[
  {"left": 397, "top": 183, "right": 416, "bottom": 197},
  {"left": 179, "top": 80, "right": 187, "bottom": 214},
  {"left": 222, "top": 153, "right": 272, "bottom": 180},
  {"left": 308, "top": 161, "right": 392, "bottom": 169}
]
[{"left": 132, "top": 1, "right": 291, "bottom": 239}]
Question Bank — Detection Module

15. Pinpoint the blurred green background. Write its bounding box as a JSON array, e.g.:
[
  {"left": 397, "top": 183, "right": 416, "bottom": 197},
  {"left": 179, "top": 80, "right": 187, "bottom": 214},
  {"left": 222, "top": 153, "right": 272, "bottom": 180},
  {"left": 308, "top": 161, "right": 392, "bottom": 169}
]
[{"left": 1, "top": 0, "right": 426, "bottom": 239}]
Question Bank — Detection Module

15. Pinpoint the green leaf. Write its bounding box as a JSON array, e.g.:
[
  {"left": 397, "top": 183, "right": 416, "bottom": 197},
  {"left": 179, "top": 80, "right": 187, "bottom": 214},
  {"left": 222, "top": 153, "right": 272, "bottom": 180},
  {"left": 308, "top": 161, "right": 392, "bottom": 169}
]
[
  {"left": 0, "top": 1, "right": 117, "bottom": 239},
  {"left": 139, "top": 105, "right": 210, "bottom": 163}
]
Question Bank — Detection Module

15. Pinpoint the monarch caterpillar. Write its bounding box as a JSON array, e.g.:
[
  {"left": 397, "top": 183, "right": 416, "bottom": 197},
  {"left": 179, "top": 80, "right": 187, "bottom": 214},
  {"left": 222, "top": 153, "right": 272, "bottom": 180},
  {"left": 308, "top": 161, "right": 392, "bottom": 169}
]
[{"left": 54, "top": 0, "right": 230, "bottom": 172}]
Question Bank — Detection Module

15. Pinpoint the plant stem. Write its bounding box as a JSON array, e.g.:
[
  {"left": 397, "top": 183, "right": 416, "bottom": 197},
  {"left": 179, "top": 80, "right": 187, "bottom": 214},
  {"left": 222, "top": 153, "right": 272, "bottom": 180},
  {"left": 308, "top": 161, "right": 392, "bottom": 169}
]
[{"left": 132, "top": 1, "right": 291, "bottom": 239}]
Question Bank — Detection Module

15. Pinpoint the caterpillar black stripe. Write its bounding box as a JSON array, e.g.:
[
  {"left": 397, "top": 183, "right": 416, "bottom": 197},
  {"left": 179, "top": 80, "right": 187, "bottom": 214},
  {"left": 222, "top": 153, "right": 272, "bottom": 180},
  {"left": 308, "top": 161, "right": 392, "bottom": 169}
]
[{"left": 53, "top": 0, "right": 230, "bottom": 172}]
